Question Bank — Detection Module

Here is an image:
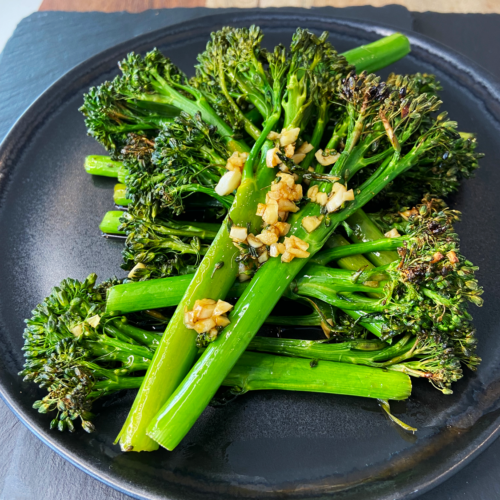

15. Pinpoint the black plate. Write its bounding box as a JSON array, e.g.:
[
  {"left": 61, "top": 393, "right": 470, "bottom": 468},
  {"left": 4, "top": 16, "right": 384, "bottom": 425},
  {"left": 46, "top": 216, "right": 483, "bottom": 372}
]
[{"left": 1, "top": 11, "right": 500, "bottom": 500}]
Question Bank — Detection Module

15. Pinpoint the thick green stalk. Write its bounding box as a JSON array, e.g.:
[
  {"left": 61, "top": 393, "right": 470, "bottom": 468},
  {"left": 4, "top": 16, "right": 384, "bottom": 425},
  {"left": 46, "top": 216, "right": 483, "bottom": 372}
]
[
  {"left": 93, "top": 351, "right": 411, "bottom": 401},
  {"left": 114, "top": 184, "right": 131, "bottom": 207},
  {"left": 99, "top": 211, "right": 125, "bottom": 235},
  {"left": 312, "top": 236, "right": 404, "bottom": 266},
  {"left": 99, "top": 211, "right": 220, "bottom": 238},
  {"left": 246, "top": 336, "right": 416, "bottom": 368},
  {"left": 222, "top": 351, "right": 411, "bottom": 400},
  {"left": 342, "top": 33, "right": 410, "bottom": 74},
  {"left": 84, "top": 155, "right": 123, "bottom": 177}
]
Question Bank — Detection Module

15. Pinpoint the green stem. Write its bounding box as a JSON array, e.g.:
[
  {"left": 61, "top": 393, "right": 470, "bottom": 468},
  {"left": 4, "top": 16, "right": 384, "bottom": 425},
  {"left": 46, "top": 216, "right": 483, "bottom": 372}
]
[
  {"left": 93, "top": 351, "right": 411, "bottom": 402},
  {"left": 223, "top": 351, "right": 411, "bottom": 400},
  {"left": 246, "top": 336, "right": 416, "bottom": 368},
  {"left": 342, "top": 33, "right": 411, "bottom": 74},
  {"left": 312, "top": 236, "right": 405, "bottom": 266},
  {"left": 114, "top": 184, "right": 131, "bottom": 207},
  {"left": 84, "top": 155, "right": 123, "bottom": 177},
  {"left": 99, "top": 211, "right": 220, "bottom": 238}
]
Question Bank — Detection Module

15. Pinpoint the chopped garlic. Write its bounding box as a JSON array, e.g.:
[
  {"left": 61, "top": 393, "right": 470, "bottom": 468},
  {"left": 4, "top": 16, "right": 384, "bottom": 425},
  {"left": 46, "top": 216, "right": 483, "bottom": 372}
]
[
  {"left": 215, "top": 316, "right": 231, "bottom": 327},
  {"left": 226, "top": 151, "right": 248, "bottom": 172},
  {"left": 267, "top": 131, "right": 281, "bottom": 141},
  {"left": 256, "top": 203, "right": 266, "bottom": 216},
  {"left": 289, "top": 247, "right": 310, "bottom": 258},
  {"left": 266, "top": 148, "right": 281, "bottom": 168},
  {"left": 274, "top": 221, "right": 291, "bottom": 236},
  {"left": 230, "top": 225, "right": 248, "bottom": 242},
  {"left": 316, "top": 192, "right": 328, "bottom": 206},
  {"left": 194, "top": 318, "right": 216, "bottom": 334},
  {"left": 296, "top": 141, "right": 314, "bottom": 154},
  {"left": 315, "top": 149, "right": 340, "bottom": 166},
  {"left": 247, "top": 233, "right": 264, "bottom": 248},
  {"left": 262, "top": 200, "right": 279, "bottom": 225},
  {"left": 128, "top": 262, "right": 146, "bottom": 279},
  {"left": 325, "top": 183, "right": 347, "bottom": 213},
  {"left": 215, "top": 169, "right": 241, "bottom": 196},
  {"left": 307, "top": 185, "right": 319, "bottom": 201},
  {"left": 70, "top": 324, "right": 83, "bottom": 337},
  {"left": 278, "top": 199, "right": 299, "bottom": 213},
  {"left": 213, "top": 300, "right": 233, "bottom": 316},
  {"left": 343, "top": 189, "right": 355, "bottom": 201},
  {"left": 278, "top": 210, "right": 289, "bottom": 222},
  {"left": 291, "top": 153, "right": 306, "bottom": 164},
  {"left": 269, "top": 242, "right": 286, "bottom": 257},
  {"left": 285, "top": 143, "right": 295, "bottom": 158},
  {"left": 184, "top": 298, "right": 233, "bottom": 337},
  {"left": 87, "top": 314, "right": 101, "bottom": 329},
  {"left": 280, "top": 127, "right": 300, "bottom": 146},
  {"left": 384, "top": 228, "right": 401, "bottom": 238},
  {"left": 256, "top": 229, "right": 279, "bottom": 246},
  {"left": 287, "top": 235, "right": 309, "bottom": 252},
  {"left": 281, "top": 235, "right": 311, "bottom": 261},
  {"left": 302, "top": 215, "right": 323, "bottom": 233},
  {"left": 258, "top": 249, "right": 269, "bottom": 263}
]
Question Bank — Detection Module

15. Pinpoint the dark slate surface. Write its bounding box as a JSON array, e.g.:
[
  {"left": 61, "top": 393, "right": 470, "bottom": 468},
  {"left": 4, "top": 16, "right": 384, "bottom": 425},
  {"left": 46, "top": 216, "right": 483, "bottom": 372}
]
[{"left": 0, "top": 6, "right": 499, "bottom": 500}]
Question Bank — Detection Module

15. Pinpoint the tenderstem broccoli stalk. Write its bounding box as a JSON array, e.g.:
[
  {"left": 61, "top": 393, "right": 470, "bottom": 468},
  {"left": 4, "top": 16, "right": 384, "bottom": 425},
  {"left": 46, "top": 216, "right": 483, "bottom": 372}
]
[
  {"left": 115, "top": 32, "right": 410, "bottom": 452},
  {"left": 145, "top": 68, "right": 468, "bottom": 449},
  {"left": 98, "top": 210, "right": 220, "bottom": 239},
  {"left": 93, "top": 352, "right": 411, "bottom": 402}
]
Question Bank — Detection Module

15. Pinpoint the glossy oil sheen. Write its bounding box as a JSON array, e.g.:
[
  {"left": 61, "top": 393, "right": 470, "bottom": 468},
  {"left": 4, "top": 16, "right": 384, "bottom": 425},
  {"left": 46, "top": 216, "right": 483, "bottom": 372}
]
[{"left": 0, "top": 12, "right": 499, "bottom": 500}]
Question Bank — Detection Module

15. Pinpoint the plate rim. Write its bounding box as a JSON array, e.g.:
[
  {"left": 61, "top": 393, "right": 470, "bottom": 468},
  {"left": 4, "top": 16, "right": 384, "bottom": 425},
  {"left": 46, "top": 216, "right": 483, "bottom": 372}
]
[{"left": 1, "top": 10, "right": 500, "bottom": 500}]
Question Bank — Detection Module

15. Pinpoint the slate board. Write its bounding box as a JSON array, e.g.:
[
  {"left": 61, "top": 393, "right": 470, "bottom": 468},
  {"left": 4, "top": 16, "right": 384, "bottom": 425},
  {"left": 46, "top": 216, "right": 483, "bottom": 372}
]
[{"left": 0, "top": 6, "right": 499, "bottom": 500}]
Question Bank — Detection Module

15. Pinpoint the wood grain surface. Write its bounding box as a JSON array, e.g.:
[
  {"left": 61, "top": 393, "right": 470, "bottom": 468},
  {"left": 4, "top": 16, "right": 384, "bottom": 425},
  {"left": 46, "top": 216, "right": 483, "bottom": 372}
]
[{"left": 38, "top": 0, "right": 500, "bottom": 14}]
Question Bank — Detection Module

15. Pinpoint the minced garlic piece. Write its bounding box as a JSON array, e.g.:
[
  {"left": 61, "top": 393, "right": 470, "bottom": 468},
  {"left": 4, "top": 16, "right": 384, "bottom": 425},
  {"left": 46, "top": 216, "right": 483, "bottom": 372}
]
[
  {"left": 280, "top": 127, "right": 300, "bottom": 147},
  {"left": 284, "top": 143, "right": 295, "bottom": 158},
  {"left": 184, "top": 299, "right": 234, "bottom": 338},
  {"left": 256, "top": 229, "right": 279, "bottom": 246},
  {"left": 266, "top": 148, "right": 281, "bottom": 168},
  {"left": 225, "top": 151, "right": 249, "bottom": 172},
  {"left": 325, "top": 183, "right": 355, "bottom": 213},
  {"left": 87, "top": 314, "right": 101, "bottom": 329},
  {"left": 281, "top": 235, "right": 310, "bottom": 263},
  {"left": 384, "top": 228, "right": 401, "bottom": 238},
  {"left": 230, "top": 225, "right": 248, "bottom": 242},
  {"left": 296, "top": 141, "right": 314, "bottom": 155},
  {"left": 302, "top": 215, "right": 324, "bottom": 233},
  {"left": 292, "top": 153, "right": 306, "bottom": 164},
  {"left": 315, "top": 148, "right": 340, "bottom": 166},
  {"left": 267, "top": 131, "right": 281, "bottom": 141}
]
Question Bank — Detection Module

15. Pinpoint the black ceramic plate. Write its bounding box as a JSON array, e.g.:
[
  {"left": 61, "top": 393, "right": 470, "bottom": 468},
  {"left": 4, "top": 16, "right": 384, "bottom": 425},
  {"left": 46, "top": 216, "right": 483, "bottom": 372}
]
[{"left": 1, "top": 11, "right": 500, "bottom": 500}]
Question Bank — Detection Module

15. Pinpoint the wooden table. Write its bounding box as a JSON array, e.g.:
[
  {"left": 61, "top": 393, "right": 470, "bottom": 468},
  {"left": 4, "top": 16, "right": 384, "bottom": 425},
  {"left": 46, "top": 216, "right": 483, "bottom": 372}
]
[{"left": 38, "top": 0, "right": 500, "bottom": 14}]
